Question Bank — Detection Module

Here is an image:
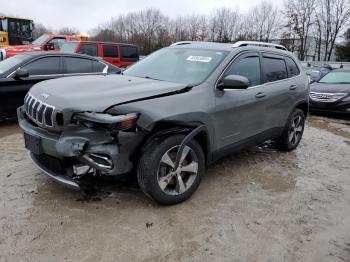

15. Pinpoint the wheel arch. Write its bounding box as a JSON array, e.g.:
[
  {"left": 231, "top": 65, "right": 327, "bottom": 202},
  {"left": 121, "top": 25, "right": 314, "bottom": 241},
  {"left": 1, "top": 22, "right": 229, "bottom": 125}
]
[
  {"left": 295, "top": 100, "right": 309, "bottom": 118},
  {"left": 141, "top": 120, "right": 212, "bottom": 165}
]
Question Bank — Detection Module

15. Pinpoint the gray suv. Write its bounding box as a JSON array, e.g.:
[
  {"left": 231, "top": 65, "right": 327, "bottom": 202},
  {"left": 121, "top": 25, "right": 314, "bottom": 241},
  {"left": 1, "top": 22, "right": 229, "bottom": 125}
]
[{"left": 18, "top": 41, "right": 309, "bottom": 205}]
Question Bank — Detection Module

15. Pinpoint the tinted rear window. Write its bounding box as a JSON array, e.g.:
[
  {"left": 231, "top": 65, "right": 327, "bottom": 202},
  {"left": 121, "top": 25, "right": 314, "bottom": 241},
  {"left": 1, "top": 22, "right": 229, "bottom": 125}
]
[
  {"left": 93, "top": 61, "right": 106, "bottom": 72},
  {"left": 262, "top": 56, "right": 288, "bottom": 83},
  {"left": 64, "top": 57, "right": 93, "bottom": 74},
  {"left": 79, "top": 44, "right": 98, "bottom": 57},
  {"left": 103, "top": 45, "right": 118, "bottom": 58},
  {"left": 285, "top": 57, "right": 300, "bottom": 77},
  {"left": 120, "top": 46, "right": 139, "bottom": 62}
]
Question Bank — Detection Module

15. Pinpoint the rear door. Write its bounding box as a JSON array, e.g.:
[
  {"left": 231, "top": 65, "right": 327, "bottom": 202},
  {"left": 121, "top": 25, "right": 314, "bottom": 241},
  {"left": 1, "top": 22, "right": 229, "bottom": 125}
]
[
  {"left": 213, "top": 52, "right": 267, "bottom": 149},
  {"left": 102, "top": 44, "right": 120, "bottom": 67},
  {"left": 260, "top": 53, "right": 294, "bottom": 129},
  {"left": 119, "top": 45, "right": 139, "bottom": 67},
  {"left": 0, "top": 56, "right": 62, "bottom": 118}
]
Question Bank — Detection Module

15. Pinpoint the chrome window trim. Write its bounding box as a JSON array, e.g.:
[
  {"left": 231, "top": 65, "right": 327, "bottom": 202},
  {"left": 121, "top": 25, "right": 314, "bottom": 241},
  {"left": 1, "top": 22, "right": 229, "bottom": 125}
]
[{"left": 215, "top": 51, "right": 302, "bottom": 91}]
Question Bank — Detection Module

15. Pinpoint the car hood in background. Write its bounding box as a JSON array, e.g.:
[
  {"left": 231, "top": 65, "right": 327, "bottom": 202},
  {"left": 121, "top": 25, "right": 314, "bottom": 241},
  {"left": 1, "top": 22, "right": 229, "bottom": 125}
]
[
  {"left": 3, "top": 45, "right": 41, "bottom": 52},
  {"left": 310, "top": 82, "right": 350, "bottom": 93},
  {"left": 29, "top": 74, "right": 189, "bottom": 112}
]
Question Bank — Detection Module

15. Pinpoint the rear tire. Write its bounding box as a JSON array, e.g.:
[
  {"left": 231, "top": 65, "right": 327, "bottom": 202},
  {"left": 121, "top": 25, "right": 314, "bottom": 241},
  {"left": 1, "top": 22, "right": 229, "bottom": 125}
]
[
  {"left": 276, "top": 108, "right": 305, "bottom": 151},
  {"left": 137, "top": 134, "right": 205, "bottom": 205}
]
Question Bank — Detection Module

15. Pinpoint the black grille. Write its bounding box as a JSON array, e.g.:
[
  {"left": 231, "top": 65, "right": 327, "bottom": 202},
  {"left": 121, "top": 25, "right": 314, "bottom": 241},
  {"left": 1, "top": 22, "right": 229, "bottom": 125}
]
[{"left": 24, "top": 94, "right": 55, "bottom": 127}]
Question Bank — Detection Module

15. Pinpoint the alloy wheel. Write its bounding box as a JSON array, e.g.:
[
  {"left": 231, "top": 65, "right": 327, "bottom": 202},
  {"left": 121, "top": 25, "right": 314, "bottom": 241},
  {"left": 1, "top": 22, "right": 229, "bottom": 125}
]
[
  {"left": 157, "top": 145, "right": 199, "bottom": 196},
  {"left": 288, "top": 115, "right": 303, "bottom": 146}
]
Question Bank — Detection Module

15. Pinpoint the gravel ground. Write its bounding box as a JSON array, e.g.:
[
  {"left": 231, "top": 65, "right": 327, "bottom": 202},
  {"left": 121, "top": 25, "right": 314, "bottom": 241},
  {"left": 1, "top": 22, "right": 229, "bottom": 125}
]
[{"left": 0, "top": 114, "right": 349, "bottom": 262}]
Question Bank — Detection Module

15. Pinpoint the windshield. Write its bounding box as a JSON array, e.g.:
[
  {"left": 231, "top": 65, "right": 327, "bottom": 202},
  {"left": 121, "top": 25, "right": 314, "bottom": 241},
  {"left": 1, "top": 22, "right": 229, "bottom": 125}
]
[
  {"left": 32, "top": 34, "right": 50, "bottom": 46},
  {"left": 123, "top": 48, "right": 229, "bottom": 85},
  {"left": 60, "top": 42, "right": 79, "bottom": 53},
  {"left": 318, "top": 72, "right": 350, "bottom": 84},
  {"left": 0, "top": 54, "right": 30, "bottom": 74}
]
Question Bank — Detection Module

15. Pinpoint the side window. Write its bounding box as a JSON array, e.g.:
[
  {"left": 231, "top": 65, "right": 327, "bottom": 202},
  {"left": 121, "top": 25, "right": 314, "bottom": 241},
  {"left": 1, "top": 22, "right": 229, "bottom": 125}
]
[
  {"left": 79, "top": 44, "right": 98, "bottom": 57},
  {"left": 22, "top": 57, "right": 60, "bottom": 75},
  {"left": 103, "top": 45, "right": 119, "bottom": 58},
  {"left": 92, "top": 60, "right": 107, "bottom": 72},
  {"left": 262, "top": 56, "right": 288, "bottom": 83},
  {"left": 224, "top": 56, "right": 261, "bottom": 87},
  {"left": 285, "top": 57, "right": 300, "bottom": 77},
  {"left": 64, "top": 57, "right": 93, "bottom": 74},
  {"left": 120, "top": 46, "right": 139, "bottom": 62},
  {"left": 47, "top": 38, "right": 66, "bottom": 49}
]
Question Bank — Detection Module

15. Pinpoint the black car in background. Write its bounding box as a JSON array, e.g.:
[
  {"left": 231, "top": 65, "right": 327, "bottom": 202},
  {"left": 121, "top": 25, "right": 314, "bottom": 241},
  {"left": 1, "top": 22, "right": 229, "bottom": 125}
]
[
  {"left": 0, "top": 52, "right": 121, "bottom": 121},
  {"left": 310, "top": 69, "right": 350, "bottom": 114},
  {"left": 304, "top": 65, "right": 332, "bottom": 83}
]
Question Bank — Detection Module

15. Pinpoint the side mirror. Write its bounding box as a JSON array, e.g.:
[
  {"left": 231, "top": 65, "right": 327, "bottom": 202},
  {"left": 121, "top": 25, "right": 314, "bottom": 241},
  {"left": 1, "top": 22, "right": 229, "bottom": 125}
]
[
  {"left": 14, "top": 69, "right": 29, "bottom": 79},
  {"left": 44, "top": 42, "right": 55, "bottom": 51},
  {"left": 217, "top": 75, "right": 250, "bottom": 90}
]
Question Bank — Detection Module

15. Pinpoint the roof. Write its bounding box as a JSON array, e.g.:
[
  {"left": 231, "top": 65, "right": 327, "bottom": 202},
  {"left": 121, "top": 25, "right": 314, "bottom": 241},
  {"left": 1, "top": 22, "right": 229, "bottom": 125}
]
[
  {"left": 66, "top": 40, "right": 138, "bottom": 47},
  {"left": 15, "top": 51, "right": 104, "bottom": 60},
  {"left": 0, "top": 16, "right": 33, "bottom": 22}
]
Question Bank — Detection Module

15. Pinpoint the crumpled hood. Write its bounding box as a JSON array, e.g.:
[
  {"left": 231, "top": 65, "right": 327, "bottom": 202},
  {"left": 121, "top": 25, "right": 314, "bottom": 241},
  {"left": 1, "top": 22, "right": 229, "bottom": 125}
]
[
  {"left": 310, "top": 82, "right": 350, "bottom": 94},
  {"left": 29, "top": 74, "right": 189, "bottom": 112}
]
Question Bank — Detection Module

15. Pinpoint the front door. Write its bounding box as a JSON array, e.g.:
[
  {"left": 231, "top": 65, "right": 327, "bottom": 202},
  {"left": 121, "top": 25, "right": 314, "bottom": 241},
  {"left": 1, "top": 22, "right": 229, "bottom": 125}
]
[{"left": 213, "top": 52, "right": 267, "bottom": 150}]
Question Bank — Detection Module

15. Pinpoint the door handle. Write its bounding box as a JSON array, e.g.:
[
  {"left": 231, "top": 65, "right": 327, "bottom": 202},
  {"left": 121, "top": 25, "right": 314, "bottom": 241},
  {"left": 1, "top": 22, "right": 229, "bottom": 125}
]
[
  {"left": 255, "top": 92, "right": 266, "bottom": 98},
  {"left": 289, "top": 85, "right": 297, "bottom": 90}
]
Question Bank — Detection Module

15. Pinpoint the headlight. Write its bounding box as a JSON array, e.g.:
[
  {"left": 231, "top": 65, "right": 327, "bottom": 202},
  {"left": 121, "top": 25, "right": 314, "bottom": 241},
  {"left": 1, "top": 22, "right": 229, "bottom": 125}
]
[{"left": 74, "top": 112, "right": 139, "bottom": 130}]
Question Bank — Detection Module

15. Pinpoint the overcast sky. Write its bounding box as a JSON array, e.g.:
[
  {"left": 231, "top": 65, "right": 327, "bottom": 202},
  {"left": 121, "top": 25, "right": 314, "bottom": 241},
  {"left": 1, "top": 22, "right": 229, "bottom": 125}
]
[{"left": 4, "top": 0, "right": 283, "bottom": 33}]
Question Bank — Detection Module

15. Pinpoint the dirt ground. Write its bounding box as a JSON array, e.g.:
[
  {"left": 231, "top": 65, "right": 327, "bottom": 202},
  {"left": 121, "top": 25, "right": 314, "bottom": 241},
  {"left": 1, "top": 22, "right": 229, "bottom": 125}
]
[{"left": 0, "top": 114, "right": 350, "bottom": 262}]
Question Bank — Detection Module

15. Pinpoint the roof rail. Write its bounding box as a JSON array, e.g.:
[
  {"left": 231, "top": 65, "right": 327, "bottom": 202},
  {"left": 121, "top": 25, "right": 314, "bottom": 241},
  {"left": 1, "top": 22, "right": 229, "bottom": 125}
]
[
  {"left": 232, "top": 41, "right": 288, "bottom": 51},
  {"left": 170, "top": 41, "right": 221, "bottom": 46},
  {"left": 170, "top": 41, "right": 196, "bottom": 46}
]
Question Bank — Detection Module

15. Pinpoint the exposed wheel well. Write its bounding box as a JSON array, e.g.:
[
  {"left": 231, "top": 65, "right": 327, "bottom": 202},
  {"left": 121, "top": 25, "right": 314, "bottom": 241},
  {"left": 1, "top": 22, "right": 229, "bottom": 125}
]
[
  {"left": 144, "top": 121, "right": 210, "bottom": 164},
  {"left": 296, "top": 102, "right": 308, "bottom": 118}
]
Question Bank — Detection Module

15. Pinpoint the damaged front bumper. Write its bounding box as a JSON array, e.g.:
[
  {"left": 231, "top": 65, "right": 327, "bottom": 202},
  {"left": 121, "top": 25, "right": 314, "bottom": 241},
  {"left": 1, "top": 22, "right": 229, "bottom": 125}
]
[{"left": 17, "top": 108, "right": 146, "bottom": 189}]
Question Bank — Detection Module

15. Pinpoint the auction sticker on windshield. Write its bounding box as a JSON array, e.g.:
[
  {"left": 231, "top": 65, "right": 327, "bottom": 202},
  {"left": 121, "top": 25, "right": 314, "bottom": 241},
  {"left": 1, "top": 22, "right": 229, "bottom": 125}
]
[{"left": 186, "top": 56, "right": 212, "bottom": 63}]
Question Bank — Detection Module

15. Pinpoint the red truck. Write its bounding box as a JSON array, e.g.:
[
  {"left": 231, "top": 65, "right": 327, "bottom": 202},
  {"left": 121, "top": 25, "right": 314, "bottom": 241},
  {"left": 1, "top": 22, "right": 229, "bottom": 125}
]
[
  {"left": 0, "top": 33, "right": 84, "bottom": 61},
  {"left": 60, "top": 41, "right": 139, "bottom": 68}
]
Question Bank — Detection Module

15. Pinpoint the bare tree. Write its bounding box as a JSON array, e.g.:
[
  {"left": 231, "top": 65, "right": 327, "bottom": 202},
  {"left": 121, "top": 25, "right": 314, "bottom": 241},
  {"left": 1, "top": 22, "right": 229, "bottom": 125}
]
[
  {"left": 285, "top": 0, "right": 316, "bottom": 60},
  {"left": 246, "top": 1, "right": 281, "bottom": 42},
  {"left": 58, "top": 27, "right": 80, "bottom": 35},
  {"left": 317, "top": 0, "right": 350, "bottom": 61},
  {"left": 208, "top": 8, "right": 240, "bottom": 42},
  {"left": 32, "top": 23, "right": 52, "bottom": 39}
]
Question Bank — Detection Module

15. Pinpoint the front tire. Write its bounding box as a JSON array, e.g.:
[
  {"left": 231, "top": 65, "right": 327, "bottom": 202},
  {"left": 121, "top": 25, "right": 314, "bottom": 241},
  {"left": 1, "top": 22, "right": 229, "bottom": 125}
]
[
  {"left": 137, "top": 134, "right": 205, "bottom": 205},
  {"left": 276, "top": 108, "right": 305, "bottom": 151}
]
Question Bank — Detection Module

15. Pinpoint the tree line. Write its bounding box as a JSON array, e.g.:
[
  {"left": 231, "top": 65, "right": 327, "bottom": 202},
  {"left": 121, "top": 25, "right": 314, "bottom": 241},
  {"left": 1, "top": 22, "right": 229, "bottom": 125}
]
[{"left": 33, "top": 0, "right": 350, "bottom": 61}]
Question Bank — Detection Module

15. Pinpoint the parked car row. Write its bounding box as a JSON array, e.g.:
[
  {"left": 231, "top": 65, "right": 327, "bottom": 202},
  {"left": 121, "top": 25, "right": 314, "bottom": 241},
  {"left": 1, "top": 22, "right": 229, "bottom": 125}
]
[
  {"left": 0, "top": 33, "right": 140, "bottom": 68},
  {"left": 309, "top": 69, "right": 350, "bottom": 114}
]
